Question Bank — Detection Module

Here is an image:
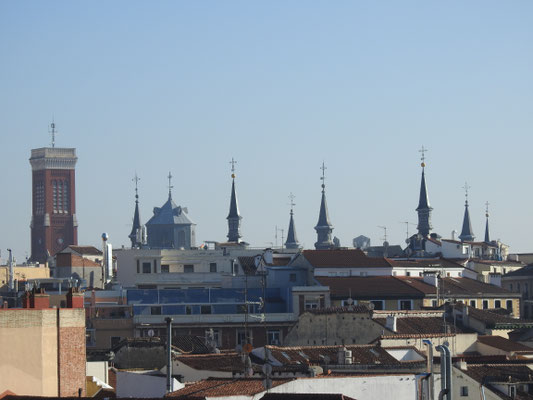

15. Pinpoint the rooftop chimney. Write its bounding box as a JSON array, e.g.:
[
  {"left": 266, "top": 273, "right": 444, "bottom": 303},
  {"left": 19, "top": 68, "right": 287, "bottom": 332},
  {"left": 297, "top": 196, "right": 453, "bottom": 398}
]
[
  {"left": 385, "top": 315, "right": 397, "bottom": 332},
  {"left": 423, "top": 271, "right": 438, "bottom": 287}
]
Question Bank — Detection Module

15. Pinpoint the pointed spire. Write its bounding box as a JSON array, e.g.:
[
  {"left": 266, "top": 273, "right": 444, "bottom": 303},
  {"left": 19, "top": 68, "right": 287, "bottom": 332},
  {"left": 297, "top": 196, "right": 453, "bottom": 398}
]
[
  {"left": 314, "top": 162, "right": 333, "bottom": 249},
  {"left": 458, "top": 182, "right": 475, "bottom": 242},
  {"left": 285, "top": 193, "right": 300, "bottom": 249},
  {"left": 227, "top": 158, "right": 242, "bottom": 242},
  {"left": 484, "top": 201, "right": 490, "bottom": 243},
  {"left": 129, "top": 173, "right": 142, "bottom": 248},
  {"left": 416, "top": 146, "right": 433, "bottom": 237}
]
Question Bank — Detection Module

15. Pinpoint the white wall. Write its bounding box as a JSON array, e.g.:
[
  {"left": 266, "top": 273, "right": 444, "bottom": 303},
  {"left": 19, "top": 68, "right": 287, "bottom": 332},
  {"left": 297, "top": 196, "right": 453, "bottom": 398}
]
[
  {"left": 86, "top": 361, "right": 108, "bottom": 384},
  {"left": 116, "top": 370, "right": 183, "bottom": 398}
]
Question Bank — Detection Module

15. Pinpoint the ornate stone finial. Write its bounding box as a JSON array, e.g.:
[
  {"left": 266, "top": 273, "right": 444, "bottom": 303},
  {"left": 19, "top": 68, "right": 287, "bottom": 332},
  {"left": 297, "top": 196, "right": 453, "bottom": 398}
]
[
  {"left": 167, "top": 171, "right": 173, "bottom": 199},
  {"left": 229, "top": 157, "right": 237, "bottom": 179},
  {"left": 133, "top": 173, "right": 140, "bottom": 201},
  {"left": 419, "top": 145, "right": 427, "bottom": 168},
  {"left": 49, "top": 119, "right": 57, "bottom": 148},
  {"left": 320, "top": 162, "right": 327, "bottom": 192}
]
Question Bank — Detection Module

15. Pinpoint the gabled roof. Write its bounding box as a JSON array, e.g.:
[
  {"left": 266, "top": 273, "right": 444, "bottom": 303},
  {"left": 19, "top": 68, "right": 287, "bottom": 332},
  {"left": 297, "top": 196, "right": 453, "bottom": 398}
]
[
  {"left": 302, "top": 249, "right": 391, "bottom": 268},
  {"left": 146, "top": 197, "right": 194, "bottom": 226},
  {"left": 265, "top": 344, "right": 401, "bottom": 367},
  {"left": 167, "top": 378, "right": 294, "bottom": 398},
  {"left": 174, "top": 352, "right": 246, "bottom": 372},
  {"left": 315, "top": 276, "right": 425, "bottom": 299},
  {"left": 477, "top": 335, "right": 533, "bottom": 353},
  {"left": 460, "top": 305, "right": 533, "bottom": 329},
  {"left": 396, "top": 277, "right": 516, "bottom": 297},
  {"left": 60, "top": 245, "right": 102, "bottom": 256}
]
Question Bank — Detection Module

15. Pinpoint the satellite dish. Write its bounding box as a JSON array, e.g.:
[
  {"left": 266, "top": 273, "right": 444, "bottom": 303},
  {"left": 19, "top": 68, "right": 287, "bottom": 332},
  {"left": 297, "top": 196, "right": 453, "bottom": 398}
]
[{"left": 147, "top": 329, "right": 155, "bottom": 337}]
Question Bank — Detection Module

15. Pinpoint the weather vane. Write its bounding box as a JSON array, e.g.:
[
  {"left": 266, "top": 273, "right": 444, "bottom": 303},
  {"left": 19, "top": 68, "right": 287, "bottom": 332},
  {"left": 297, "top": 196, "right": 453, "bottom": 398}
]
[
  {"left": 167, "top": 171, "right": 173, "bottom": 198},
  {"left": 229, "top": 157, "right": 237, "bottom": 179},
  {"left": 132, "top": 173, "right": 140, "bottom": 200},
  {"left": 320, "top": 162, "right": 327, "bottom": 191},
  {"left": 419, "top": 145, "right": 427, "bottom": 168},
  {"left": 49, "top": 119, "right": 57, "bottom": 148}
]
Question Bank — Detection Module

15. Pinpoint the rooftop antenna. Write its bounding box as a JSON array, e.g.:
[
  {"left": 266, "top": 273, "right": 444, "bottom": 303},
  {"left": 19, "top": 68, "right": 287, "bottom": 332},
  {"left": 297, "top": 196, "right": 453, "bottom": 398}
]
[
  {"left": 320, "top": 162, "right": 327, "bottom": 193},
  {"left": 378, "top": 226, "right": 388, "bottom": 242},
  {"left": 167, "top": 171, "right": 173, "bottom": 199},
  {"left": 419, "top": 145, "right": 427, "bottom": 168},
  {"left": 229, "top": 157, "right": 237, "bottom": 179},
  {"left": 49, "top": 119, "right": 57, "bottom": 148}
]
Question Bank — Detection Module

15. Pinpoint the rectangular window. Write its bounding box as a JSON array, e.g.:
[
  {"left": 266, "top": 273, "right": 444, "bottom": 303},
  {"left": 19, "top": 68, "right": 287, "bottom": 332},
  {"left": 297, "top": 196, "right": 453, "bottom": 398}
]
[
  {"left": 185, "top": 305, "right": 192, "bottom": 315},
  {"left": 507, "top": 300, "right": 513, "bottom": 310},
  {"left": 151, "top": 306, "right": 161, "bottom": 315},
  {"left": 289, "top": 273, "right": 297, "bottom": 282},
  {"left": 399, "top": 300, "right": 412, "bottom": 310},
  {"left": 201, "top": 305, "right": 212, "bottom": 314},
  {"left": 142, "top": 262, "right": 151, "bottom": 274},
  {"left": 184, "top": 264, "right": 194, "bottom": 273},
  {"left": 210, "top": 263, "right": 217, "bottom": 273},
  {"left": 482, "top": 300, "right": 489, "bottom": 309},
  {"left": 161, "top": 264, "right": 169, "bottom": 273},
  {"left": 460, "top": 386, "right": 468, "bottom": 397},
  {"left": 236, "top": 330, "right": 252, "bottom": 346},
  {"left": 304, "top": 300, "right": 319, "bottom": 310},
  {"left": 406, "top": 271, "right": 411, "bottom": 277},
  {"left": 268, "top": 330, "right": 281, "bottom": 345},
  {"left": 494, "top": 299, "right": 501, "bottom": 308},
  {"left": 432, "top": 300, "right": 437, "bottom": 307},
  {"left": 137, "top": 260, "right": 140, "bottom": 274},
  {"left": 470, "top": 300, "right": 476, "bottom": 307},
  {"left": 370, "top": 300, "right": 384, "bottom": 310}
]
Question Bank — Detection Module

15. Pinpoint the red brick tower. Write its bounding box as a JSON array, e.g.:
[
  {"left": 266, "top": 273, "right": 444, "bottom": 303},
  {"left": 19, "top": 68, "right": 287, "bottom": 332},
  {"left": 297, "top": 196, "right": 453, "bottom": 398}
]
[{"left": 30, "top": 144, "right": 78, "bottom": 263}]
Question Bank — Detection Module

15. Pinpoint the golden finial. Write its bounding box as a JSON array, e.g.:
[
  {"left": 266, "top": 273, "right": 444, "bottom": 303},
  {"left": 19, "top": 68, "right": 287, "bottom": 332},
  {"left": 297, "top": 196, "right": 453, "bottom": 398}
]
[
  {"left": 229, "top": 158, "right": 237, "bottom": 179},
  {"left": 419, "top": 146, "right": 427, "bottom": 168}
]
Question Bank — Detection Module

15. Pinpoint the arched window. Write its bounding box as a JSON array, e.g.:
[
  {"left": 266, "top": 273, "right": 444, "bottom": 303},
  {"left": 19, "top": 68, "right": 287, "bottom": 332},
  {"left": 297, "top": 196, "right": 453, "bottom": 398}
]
[
  {"left": 63, "top": 181, "right": 69, "bottom": 212},
  {"left": 57, "top": 181, "right": 63, "bottom": 212}
]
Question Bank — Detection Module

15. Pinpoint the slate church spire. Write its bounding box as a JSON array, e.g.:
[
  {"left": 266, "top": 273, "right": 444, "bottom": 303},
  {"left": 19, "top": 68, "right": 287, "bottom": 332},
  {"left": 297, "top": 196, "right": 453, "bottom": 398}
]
[
  {"left": 129, "top": 173, "right": 142, "bottom": 248},
  {"left": 416, "top": 146, "right": 433, "bottom": 237},
  {"left": 484, "top": 201, "right": 490, "bottom": 243},
  {"left": 459, "top": 182, "right": 475, "bottom": 242},
  {"left": 314, "top": 162, "right": 333, "bottom": 250},
  {"left": 227, "top": 158, "right": 242, "bottom": 242},
  {"left": 285, "top": 193, "right": 300, "bottom": 249}
]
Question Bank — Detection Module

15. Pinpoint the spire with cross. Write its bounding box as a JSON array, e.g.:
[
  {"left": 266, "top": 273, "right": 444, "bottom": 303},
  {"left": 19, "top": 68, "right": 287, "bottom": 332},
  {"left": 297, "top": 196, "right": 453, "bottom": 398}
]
[
  {"left": 129, "top": 172, "right": 142, "bottom": 248},
  {"left": 320, "top": 162, "right": 327, "bottom": 193},
  {"left": 459, "top": 181, "right": 475, "bottom": 242},
  {"left": 416, "top": 146, "right": 432, "bottom": 237},
  {"left": 484, "top": 201, "right": 491, "bottom": 243},
  {"left": 167, "top": 171, "right": 173, "bottom": 199},
  {"left": 462, "top": 182, "right": 471, "bottom": 205},
  {"left": 289, "top": 192, "right": 296, "bottom": 216},
  {"left": 285, "top": 192, "right": 300, "bottom": 249},
  {"left": 133, "top": 173, "right": 140, "bottom": 201},
  {"left": 230, "top": 157, "right": 237, "bottom": 179},
  {"left": 315, "top": 162, "right": 333, "bottom": 249}
]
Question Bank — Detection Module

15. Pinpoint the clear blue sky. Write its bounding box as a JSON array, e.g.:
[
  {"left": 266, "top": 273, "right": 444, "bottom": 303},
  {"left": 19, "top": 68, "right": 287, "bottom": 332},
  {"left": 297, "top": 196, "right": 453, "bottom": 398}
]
[{"left": 1, "top": 1, "right": 532, "bottom": 262}]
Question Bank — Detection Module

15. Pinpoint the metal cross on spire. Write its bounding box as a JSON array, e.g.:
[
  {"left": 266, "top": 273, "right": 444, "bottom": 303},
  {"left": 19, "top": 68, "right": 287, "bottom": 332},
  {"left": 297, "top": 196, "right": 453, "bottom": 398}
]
[
  {"left": 288, "top": 192, "right": 296, "bottom": 213},
  {"left": 462, "top": 182, "right": 471, "bottom": 204},
  {"left": 132, "top": 173, "right": 140, "bottom": 200},
  {"left": 485, "top": 201, "right": 490, "bottom": 217},
  {"left": 229, "top": 157, "right": 237, "bottom": 179},
  {"left": 49, "top": 119, "right": 57, "bottom": 148},
  {"left": 167, "top": 171, "right": 173, "bottom": 199},
  {"left": 320, "top": 162, "right": 327, "bottom": 192},
  {"left": 419, "top": 145, "right": 427, "bottom": 168}
]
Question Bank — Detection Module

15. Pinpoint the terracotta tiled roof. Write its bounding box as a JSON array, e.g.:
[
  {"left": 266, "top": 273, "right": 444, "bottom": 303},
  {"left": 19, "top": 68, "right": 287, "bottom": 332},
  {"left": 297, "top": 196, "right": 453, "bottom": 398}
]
[
  {"left": 262, "top": 394, "right": 357, "bottom": 400},
  {"left": 477, "top": 336, "right": 533, "bottom": 353},
  {"left": 504, "top": 264, "right": 533, "bottom": 278},
  {"left": 461, "top": 364, "right": 533, "bottom": 384},
  {"left": 167, "top": 378, "right": 293, "bottom": 398},
  {"left": 174, "top": 352, "right": 245, "bottom": 372},
  {"left": 387, "top": 258, "right": 465, "bottom": 269},
  {"left": 265, "top": 344, "right": 401, "bottom": 366},
  {"left": 302, "top": 250, "right": 392, "bottom": 268},
  {"left": 63, "top": 245, "right": 103, "bottom": 256},
  {"left": 460, "top": 305, "right": 533, "bottom": 328},
  {"left": 373, "top": 316, "right": 473, "bottom": 335},
  {"left": 306, "top": 305, "right": 370, "bottom": 314},
  {"left": 316, "top": 276, "right": 425, "bottom": 299},
  {"left": 397, "top": 277, "right": 516, "bottom": 297}
]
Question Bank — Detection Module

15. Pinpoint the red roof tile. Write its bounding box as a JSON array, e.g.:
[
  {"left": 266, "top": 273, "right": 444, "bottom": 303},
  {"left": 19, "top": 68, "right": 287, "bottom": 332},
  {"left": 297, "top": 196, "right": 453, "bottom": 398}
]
[
  {"left": 167, "top": 378, "right": 293, "bottom": 398},
  {"left": 302, "top": 250, "right": 391, "bottom": 268},
  {"left": 175, "top": 353, "right": 245, "bottom": 372},
  {"left": 477, "top": 336, "right": 533, "bottom": 353},
  {"left": 397, "top": 277, "right": 516, "bottom": 297},
  {"left": 316, "top": 276, "right": 425, "bottom": 299}
]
